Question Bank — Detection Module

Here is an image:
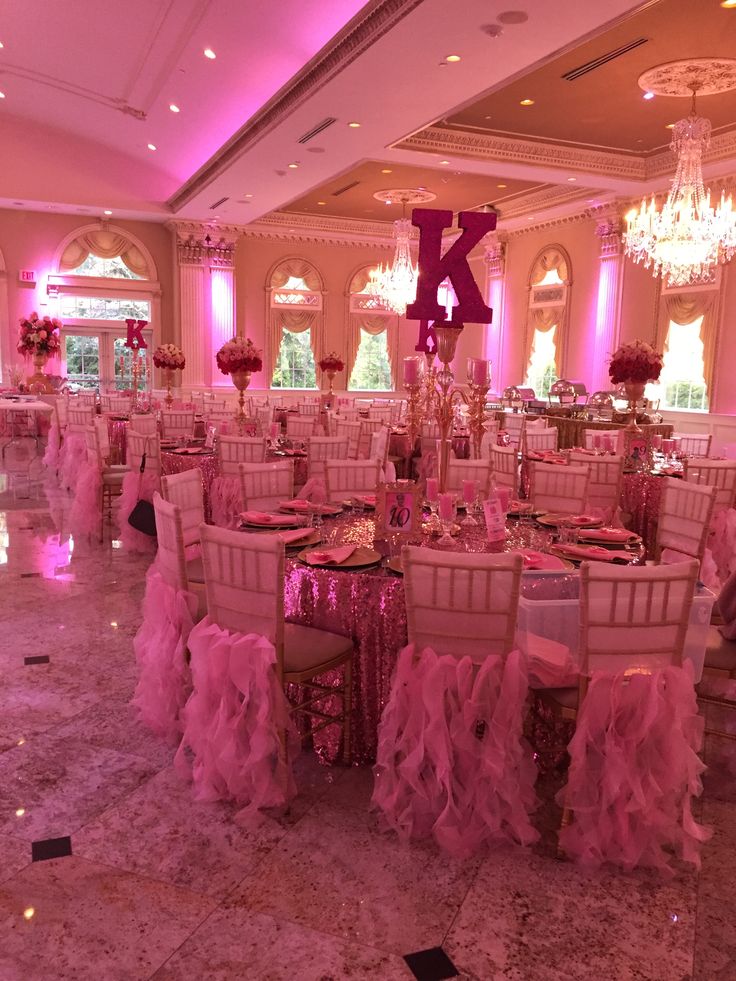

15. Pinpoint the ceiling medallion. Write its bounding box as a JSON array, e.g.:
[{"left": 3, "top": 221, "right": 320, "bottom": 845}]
[
  {"left": 368, "top": 189, "right": 436, "bottom": 314},
  {"left": 625, "top": 61, "right": 736, "bottom": 287}
]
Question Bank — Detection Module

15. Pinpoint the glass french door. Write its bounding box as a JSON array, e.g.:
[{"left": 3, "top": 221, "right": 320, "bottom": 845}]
[{"left": 62, "top": 325, "right": 152, "bottom": 391}]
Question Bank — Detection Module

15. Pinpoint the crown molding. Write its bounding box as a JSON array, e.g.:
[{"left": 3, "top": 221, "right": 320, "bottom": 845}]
[
  {"left": 242, "top": 211, "right": 396, "bottom": 247},
  {"left": 166, "top": 221, "right": 240, "bottom": 266},
  {"left": 168, "top": 0, "right": 426, "bottom": 212},
  {"left": 498, "top": 184, "right": 598, "bottom": 222}
]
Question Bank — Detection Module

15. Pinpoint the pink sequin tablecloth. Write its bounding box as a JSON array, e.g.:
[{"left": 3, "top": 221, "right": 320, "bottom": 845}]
[
  {"left": 621, "top": 471, "right": 664, "bottom": 555},
  {"left": 106, "top": 417, "right": 129, "bottom": 464}
]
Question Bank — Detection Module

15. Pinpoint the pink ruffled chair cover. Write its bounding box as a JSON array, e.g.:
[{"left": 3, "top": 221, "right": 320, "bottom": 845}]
[
  {"left": 372, "top": 645, "right": 538, "bottom": 858},
  {"left": 175, "top": 618, "right": 299, "bottom": 825},
  {"left": 558, "top": 661, "right": 711, "bottom": 874},
  {"left": 43, "top": 420, "right": 61, "bottom": 471},
  {"left": 660, "top": 546, "right": 721, "bottom": 593},
  {"left": 69, "top": 462, "right": 102, "bottom": 539},
  {"left": 59, "top": 432, "right": 86, "bottom": 490},
  {"left": 709, "top": 508, "right": 736, "bottom": 588},
  {"left": 117, "top": 469, "right": 158, "bottom": 553},
  {"left": 132, "top": 568, "right": 197, "bottom": 742},
  {"left": 210, "top": 475, "right": 241, "bottom": 528}
]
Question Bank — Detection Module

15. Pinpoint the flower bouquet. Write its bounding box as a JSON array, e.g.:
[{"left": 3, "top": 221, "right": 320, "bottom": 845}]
[
  {"left": 318, "top": 352, "right": 344, "bottom": 396},
  {"left": 153, "top": 343, "right": 186, "bottom": 406},
  {"left": 216, "top": 337, "right": 263, "bottom": 432},
  {"left": 609, "top": 340, "right": 663, "bottom": 432},
  {"left": 17, "top": 312, "right": 62, "bottom": 393}
]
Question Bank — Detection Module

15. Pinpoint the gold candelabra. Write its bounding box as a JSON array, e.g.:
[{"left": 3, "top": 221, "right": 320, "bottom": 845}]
[
  {"left": 431, "top": 326, "right": 468, "bottom": 493},
  {"left": 404, "top": 382, "right": 423, "bottom": 452},
  {"left": 466, "top": 381, "right": 491, "bottom": 460}
]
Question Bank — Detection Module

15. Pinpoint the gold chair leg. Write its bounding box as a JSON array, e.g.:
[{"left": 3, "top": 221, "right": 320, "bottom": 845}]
[{"left": 342, "top": 656, "right": 353, "bottom": 765}]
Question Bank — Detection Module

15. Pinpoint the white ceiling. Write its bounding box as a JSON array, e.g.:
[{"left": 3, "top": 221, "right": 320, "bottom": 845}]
[{"left": 0, "top": 0, "right": 656, "bottom": 224}]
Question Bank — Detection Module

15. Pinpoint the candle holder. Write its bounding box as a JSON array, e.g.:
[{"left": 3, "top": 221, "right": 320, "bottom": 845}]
[
  {"left": 231, "top": 370, "right": 252, "bottom": 434},
  {"left": 422, "top": 350, "right": 437, "bottom": 418},
  {"left": 466, "top": 381, "right": 490, "bottom": 459},
  {"left": 404, "top": 382, "right": 423, "bottom": 454},
  {"left": 432, "top": 326, "right": 467, "bottom": 493}
]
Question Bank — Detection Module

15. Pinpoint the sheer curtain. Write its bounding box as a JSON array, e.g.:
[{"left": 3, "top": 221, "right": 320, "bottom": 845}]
[
  {"left": 524, "top": 306, "right": 561, "bottom": 381},
  {"left": 270, "top": 310, "right": 317, "bottom": 376},
  {"left": 656, "top": 291, "right": 719, "bottom": 401},
  {"left": 346, "top": 267, "right": 396, "bottom": 387},
  {"left": 269, "top": 259, "right": 323, "bottom": 378},
  {"left": 59, "top": 230, "right": 150, "bottom": 278}
]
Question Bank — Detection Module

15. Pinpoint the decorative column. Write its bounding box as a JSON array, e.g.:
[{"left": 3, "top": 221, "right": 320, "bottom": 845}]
[
  {"left": 169, "top": 222, "right": 238, "bottom": 389},
  {"left": 593, "top": 217, "right": 625, "bottom": 391},
  {"left": 483, "top": 236, "right": 506, "bottom": 391}
]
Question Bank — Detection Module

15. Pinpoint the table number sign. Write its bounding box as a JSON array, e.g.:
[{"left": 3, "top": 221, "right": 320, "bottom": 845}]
[
  {"left": 375, "top": 481, "right": 422, "bottom": 540},
  {"left": 483, "top": 495, "right": 506, "bottom": 543},
  {"left": 623, "top": 431, "right": 652, "bottom": 472}
]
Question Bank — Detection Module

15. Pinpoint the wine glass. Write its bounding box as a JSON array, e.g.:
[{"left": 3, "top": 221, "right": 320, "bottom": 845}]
[{"left": 437, "top": 493, "right": 457, "bottom": 547}]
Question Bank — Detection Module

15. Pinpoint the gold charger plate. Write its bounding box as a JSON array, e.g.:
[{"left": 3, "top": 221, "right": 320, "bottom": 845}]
[
  {"left": 244, "top": 527, "right": 321, "bottom": 548},
  {"left": 240, "top": 516, "right": 306, "bottom": 530},
  {"left": 279, "top": 503, "right": 343, "bottom": 516},
  {"left": 577, "top": 531, "right": 642, "bottom": 548},
  {"left": 296, "top": 545, "right": 382, "bottom": 570},
  {"left": 537, "top": 513, "right": 604, "bottom": 529},
  {"left": 549, "top": 544, "right": 633, "bottom": 566},
  {"left": 386, "top": 556, "right": 404, "bottom": 575}
]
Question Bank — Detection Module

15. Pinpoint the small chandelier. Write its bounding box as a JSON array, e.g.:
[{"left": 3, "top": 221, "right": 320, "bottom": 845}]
[
  {"left": 368, "top": 189, "right": 434, "bottom": 315},
  {"left": 624, "top": 79, "right": 736, "bottom": 287}
]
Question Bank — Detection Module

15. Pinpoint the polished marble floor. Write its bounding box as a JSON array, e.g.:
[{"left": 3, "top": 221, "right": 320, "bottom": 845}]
[{"left": 0, "top": 444, "right": 734, "bottom": 980}]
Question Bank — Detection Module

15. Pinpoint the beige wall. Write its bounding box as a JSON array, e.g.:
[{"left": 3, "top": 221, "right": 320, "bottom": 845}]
[{"left": 0, "top": 208, "right": 174, "bottom": 376}]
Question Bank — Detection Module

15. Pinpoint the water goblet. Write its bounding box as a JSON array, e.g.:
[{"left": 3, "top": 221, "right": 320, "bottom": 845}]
[{"left": 437, "top": 492, "right": 457, "bottom": 547}]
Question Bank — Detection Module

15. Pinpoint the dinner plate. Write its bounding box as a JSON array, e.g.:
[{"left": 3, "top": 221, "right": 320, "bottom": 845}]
[
  {"left": 510, "top": 550, "right": 575, "bottom": 572},
  {"left": 536, "top": 513, "right": 604, "bottom": 529},
  {"left": 343, "top": 497, "right": 376, "bottom": 510},
  {"left": 577, "top": 530, "right": 641, "bottom": 547},
  {"left": 386, "top": 556, "right": 404, "bottom": 575},
  {"left": 549, "top": 544, "right": 633, "bottom": 565},
  {"left": 171, "top": 447, "right": 212, "bottom": 456},
  {"left": 246, "top": 528, "right": 321, "bottom": 548},
  {"left": 240, "top": 515, "right": 306, "bottom": 529},
  {"left": 279, "top": 502, "right": 343, "bottom": 516},
  {"left": 296, "top": 545, "right": 382, "bottom": 570}
]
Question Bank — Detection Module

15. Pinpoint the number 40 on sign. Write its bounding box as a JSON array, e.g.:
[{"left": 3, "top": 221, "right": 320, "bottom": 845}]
[{"left": 374, "top": 481, "right": 423, "bottom": 540}]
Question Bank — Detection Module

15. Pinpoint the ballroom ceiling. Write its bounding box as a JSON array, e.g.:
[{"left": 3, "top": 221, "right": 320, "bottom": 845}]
[
  {"left": 3, "top": 0, "right": 732, "bottom": 230},
  {"left": 440, "top": 0, "right": 736, "bottom": 154}
]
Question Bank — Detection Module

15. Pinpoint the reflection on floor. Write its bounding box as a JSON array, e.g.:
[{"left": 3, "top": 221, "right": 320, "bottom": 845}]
[{"left": 0, "top": 444, "right": 734, "bottom": 980}]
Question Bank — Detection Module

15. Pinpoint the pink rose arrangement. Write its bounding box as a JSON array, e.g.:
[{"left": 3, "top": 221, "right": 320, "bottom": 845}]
[
  {"left": 608, "top": 340, "right": 663, "bottom": 385},
  {"left": 152, "top": 343, "right": 186, "bottom": 370},
  {"left": 17, "top": 312, "right": 62, "bottom": 358},
  {"left": 216, "top": 337, "right": 263, "bottom": 375},
  {"left": 318, "top": 352, "right": 345, "bottom": 372}
]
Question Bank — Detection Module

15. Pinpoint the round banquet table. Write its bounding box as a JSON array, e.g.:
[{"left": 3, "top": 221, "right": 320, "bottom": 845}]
[{"left": 621, "top": 471, "right": 665, "bottom": 555}]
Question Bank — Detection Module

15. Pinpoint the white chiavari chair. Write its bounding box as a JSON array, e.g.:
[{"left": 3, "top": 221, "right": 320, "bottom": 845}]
[
  {"left": 197, "top": 525, "right": 353, "bottom": 761},
  {"left": 71, "top": 426, "right": 126, "bottom": 541},
  {"left": 126, "top": 430, "right": 162, "bottom": 484},
  {"left": 358, "top": 418, "right": 384, "bottom": 459},
  {"left": 130, "top": 412, "right": 158, "bottom": 435},
  {"left": 286, "top": 416, "right": 317, "bottom": 439},
  {"left": 107, "top": 395, "right": 132, "bottom": 416},
  {"left": 297, "top": 401, "right": 320, "bottom": 417},
  {"left": 420, "top": 421, "right": 441, "bottom": 459},
  {"left": 684, "top": 459, "right": 736, "bottom": 511},
  {"left": 528, "top": 461, "right": 590, "bottom": 515},
  {"left": 160, "top": 409, "right": 195, "bottom": 439},
  {"left": 161, "top": 468, "right": 206, "bottom": 550},
  {"left": 524, "top": 428, "right": 558, "bottom": 455},
  {"left": 217, "top": 435, "right": 267, "bottom": 472},
  {"left": 503, "top": 413, "right": 526, "bottom": 449},
  {"left": 369, "top": 405, "right": 393, "bottom": 424},
  {"left": 490, "top": 444, "right": 518, "bottom": 494},
  {"left": 77, "top": 390, "right": 98, "bottom": 408},
  {"left": 151, "top": 492, "right": 206, "bottom": 613},
  {"left": 569, "top": 452, "right": 625, "bottom": 518},
  {"left": 239, "top": 460, "right": 295, "bottom": 512},
  {"left": 675, "top": 433, "right": 712, "bottom": 458},
  {"left": 306, "top": 436, "right": 349, "bottom": 480},
  {"left": 336, "top": 419, "right": 361, "bottom": 459},
  {"left": 67, "top": 404, "right": 96, "bottom": 433},
  {"left": 368, "top": 426, "right": 390, "bottom": 469},
  {"left": 446, "top": 458, "right": 493, "bottom": 497},
  {"left": 324, "top": 459, "right": 381, "bottom": 501},
  {"left": 655, "top": 477, "right": 717, "bottom": 563},
  {"left": 479, "top": 421, "right": 499, "bottom": 460}
]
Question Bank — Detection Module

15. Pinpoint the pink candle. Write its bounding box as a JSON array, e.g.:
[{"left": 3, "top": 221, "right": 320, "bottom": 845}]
[
  {"left": 426, "top": 477, "right": 439, "bottom": 502},
  {"left": 269, "top": 422, "right": 279, "bottom": 439},
  {"left": 438, "top": 492, "right": 454, "bottom": 522},
  {"left": 652, "top": 434, "right": 663, "bottom": 450},
  {"left": 602, "top": 434, "right": 613, "bottom": 453},
  {"left": 496, "top": 486, "right": 511, "bottom": 512},
  {"left": 592, "top": 434, "right": 602, "bottom": 449},
  {"left": 463, "top": 479, "right": 477, "bottom": 505},
  {"left": 403, "top": 357, "right": 420, "bottom": 387},
  {"left": 470, "top": 358, "right": 490, "bottom": 386},
  {"left": 662, "top": 438, "right": 674, "bottom": 454}
]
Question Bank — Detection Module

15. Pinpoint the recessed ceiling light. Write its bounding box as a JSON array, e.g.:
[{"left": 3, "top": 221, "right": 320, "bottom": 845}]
[
  {"left": 244, "top": 193, "right": 253, "bottom": 198},
  {"left": 498, "top": 10, "right": 529, "bottom": 24},
  {"left": 0, "top": 91, "right": 5, "bottom": 99},
  {"left": 497, "top": 183, "right": 507, "bottom": 188},
  {"left": 169, "top": 103, "right": 180, "bottom": 113},
  {"left": 147, "top": 143, "right": 157, "bottom": 151},
  {"left": 23, "top": 908, "right": 34, "bottom": 921},
  {"left": 567, "top": 177, "right": 577, "bottom": 182},
  {"left": 666, "top": 122, "right": 675, "bottom": 129},
  {"left": 317, "top": 201, "right": 326, "bottom": 205},
  {"left": 527, "top": 216, "right": 534, "bottom": 221},
  {"left": 643, "top": 91, "right": 655, "bottom": 100},
  {"left": 0, "top": 41, "right": 4, "bottom": 49},
  {"left": 288, "top": 162, "right": 298, "bottom": 169},
  {"left": 519, "top": 98, "right": 534, "bottom": 106},
  {"left": 445, "top": 54, "right": 461, "bottom": 63},
  {"left": 103, "top": 210, "right": 112, "bottom": 215},
  {"left": 381, "top": 168, "right": 392, "bottom": 174},
  {"left": 203, "top": 48, "right": 216, "bottom": 59},
  {"left": 347, "top": 121, "right": 361, "bottom": 128},
  {"left": 721, "top": 0, "right": 736, "bottom": 8},
  {"left": 440, "top": 160, "right": 450, "bottom": 165}
]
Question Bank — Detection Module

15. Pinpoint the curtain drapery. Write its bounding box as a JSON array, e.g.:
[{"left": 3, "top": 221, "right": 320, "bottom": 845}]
[
  {"left": 524, "top": 305, "right": 562, "bottom": 380},
  {"left": 270, "top": 259, "right": 321, "bottom": 291},
  {"left": 656, "top": 290, "right": 718, "bottom": 401},
  {"left": 529, "top": 250, "right": 568, "bottom": 286},
  {"left": 346, "top": 312, "right": 395, "bottom": 388},
  {"left": 269, "top": 309, "right": 318, "bottom": 380},
  {"left": 59, "top": 230, "right": 150, "bottom": 278}
]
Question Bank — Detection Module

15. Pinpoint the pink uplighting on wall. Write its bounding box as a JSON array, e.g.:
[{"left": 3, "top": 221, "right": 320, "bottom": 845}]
[{"left": 210, "top": 268, "right": 234, "bottom": 385}]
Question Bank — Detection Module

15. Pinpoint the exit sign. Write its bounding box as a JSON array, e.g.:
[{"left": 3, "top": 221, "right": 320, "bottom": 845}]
[{"left": 18, "top": 269, "right": 36, "bottom": 284}]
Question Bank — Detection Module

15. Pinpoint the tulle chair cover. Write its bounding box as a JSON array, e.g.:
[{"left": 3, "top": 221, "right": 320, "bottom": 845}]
[
  {"left": 209, "top": 436, "right": 266, "bottom": 528},
  {"left": 558, "top": 662, "right": 709, "bottom": 873},
  {"left": 528, "top": 461, "right": 590, "bottom": 515},
  {"left": 59, "top": 405, "right": 96, "bottom": 489},
  {"left": 685, "top": 461, "right": 736, "bottom": 586},
  {"left": 118, "top": 431, "right": 161, "bottom": 553},
  {"left": 69, "top": 427, "right": 103, "bottom": 539}
]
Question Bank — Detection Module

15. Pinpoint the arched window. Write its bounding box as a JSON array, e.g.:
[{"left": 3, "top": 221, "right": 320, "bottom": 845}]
[
  {"left": 268, "top": 258, "right": 323, "bottom": 389},
  {"left": 48, "top": 225, "right": 160, "bottom": 391},
  {"left": 523, "top": 247, "right": 570, "bottom": 397},
  {"left": 346, "top": 266, "right": 396, "bottom": 391}
]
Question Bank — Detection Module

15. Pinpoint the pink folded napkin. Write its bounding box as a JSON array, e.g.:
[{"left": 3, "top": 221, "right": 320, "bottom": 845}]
[
  {"left": 354, "top": 494, "right": 376, "bottom": 506},
  {"left": 568, "top": 514, "right": 599, "bottom": 526},
  {"left": 580, "top": 527, "right": 635, "bottom": 543},
  {"left": 280, "top": 499, "right": 311, "bottom": 511},
  {"left": 509, "top": 499, "right": 532, "bottom": 512},
  {"left": 277, "top": 527, "right": 314, "bottom": 545},
  {"left": 240, "top": 511, "right": 301, "bottom": 526},
  {"left": 304, "top": 545, "right": 357, "bottom": 566},
  {"left": 513, "top": 549, "right": 566, "bottom": 570},
  {"left": 557, "top": 543, "right": 629, "bottom": 563}
]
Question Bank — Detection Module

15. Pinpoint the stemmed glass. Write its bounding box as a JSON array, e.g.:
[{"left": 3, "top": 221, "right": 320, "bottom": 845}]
[
  {"left": 461, "top": 479, "right": 479, "bottom": 527},
  {"left": 437, "top": 492, "right": 457, "bottom": 547}
]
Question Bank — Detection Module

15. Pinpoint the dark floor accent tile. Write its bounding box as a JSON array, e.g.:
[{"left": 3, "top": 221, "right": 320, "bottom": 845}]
[
  {"left": 20, "top": 572, "right": 42, "bottom": 578},
  {"left": 403, "top": 947, "right": 459, "bottom": 981},
  {"left": 31, "top": 836, "right": 72, "bottom": 862},
  {"left": 24, "top": 655, "right": 50, "bottom": 665}
]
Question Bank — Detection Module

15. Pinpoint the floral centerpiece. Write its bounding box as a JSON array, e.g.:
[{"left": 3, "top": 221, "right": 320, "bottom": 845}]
[
  {"left": 608, "top": 340, "right": 663, "bottom": 432},
  {"left": 216, "top": 337, "right": 262, "bottom": 432},
  {"left": 153, "top": 343, "right": 186, "bottom": 406},
  {"left": 318, "top": 351, "right": 344, "bottom": 397},
  {"left": 17, "top": 312, "right": 62, "bottom": 393}
]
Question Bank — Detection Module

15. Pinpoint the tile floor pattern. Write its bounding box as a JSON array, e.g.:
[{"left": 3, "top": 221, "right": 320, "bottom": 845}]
[{"left": 0, "top": 448, "right": 734, "bottom": 980}]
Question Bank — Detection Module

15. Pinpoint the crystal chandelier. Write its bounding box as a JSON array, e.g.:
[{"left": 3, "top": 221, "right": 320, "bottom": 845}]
[
  {"left": 624, "top": 87, "right": 736, "bottom": 287},
  {"left": 368, "top": 197, "right": 419, "bottom": 315}
]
